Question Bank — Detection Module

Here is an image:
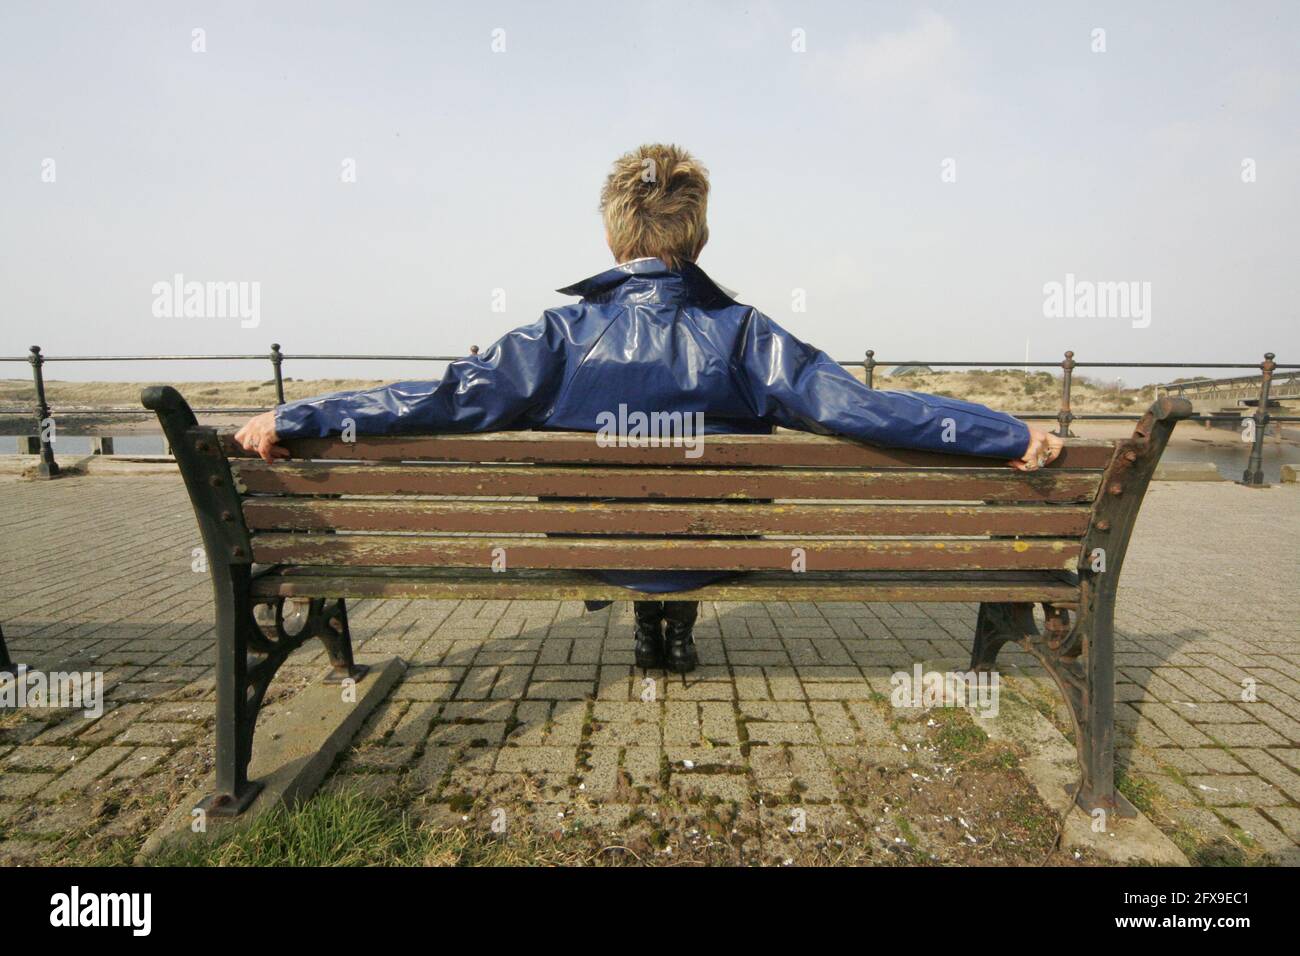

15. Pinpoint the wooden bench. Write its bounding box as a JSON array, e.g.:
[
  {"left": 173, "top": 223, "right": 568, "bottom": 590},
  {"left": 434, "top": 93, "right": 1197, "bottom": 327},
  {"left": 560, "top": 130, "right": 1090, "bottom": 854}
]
[{"left": 143, "top": 385, "right": 1192, "bottom": 817}]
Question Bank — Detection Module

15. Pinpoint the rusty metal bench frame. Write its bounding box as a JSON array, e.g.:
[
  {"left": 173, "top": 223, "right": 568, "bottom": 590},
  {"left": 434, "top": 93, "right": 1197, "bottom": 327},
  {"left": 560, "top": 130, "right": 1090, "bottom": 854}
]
[{"left": 143, "top": 385, "right": 1191, "bottom": 817}]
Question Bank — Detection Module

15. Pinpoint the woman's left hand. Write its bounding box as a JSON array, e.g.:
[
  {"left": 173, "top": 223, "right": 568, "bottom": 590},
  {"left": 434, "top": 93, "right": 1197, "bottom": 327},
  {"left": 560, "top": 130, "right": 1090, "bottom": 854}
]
[{"left": 1010, "top": 425, "right": 1064, "bottom": 472}]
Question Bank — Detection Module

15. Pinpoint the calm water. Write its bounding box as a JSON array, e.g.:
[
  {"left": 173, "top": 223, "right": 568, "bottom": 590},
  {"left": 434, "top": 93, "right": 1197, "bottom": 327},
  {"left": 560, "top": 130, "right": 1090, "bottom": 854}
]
[
  {"left": 4, "top": 435, "right": 165, "bottom": 455},
  {"left": 1156, "top": 442, "right": 1296, "bottom": 484}
]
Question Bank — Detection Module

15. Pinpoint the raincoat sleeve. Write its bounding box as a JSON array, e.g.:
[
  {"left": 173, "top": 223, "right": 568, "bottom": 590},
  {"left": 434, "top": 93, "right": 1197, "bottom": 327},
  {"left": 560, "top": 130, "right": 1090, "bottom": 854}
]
[
  {"left": 735, "top": 310, "right": 1031, "bottom": 459},
  {"left": 274, "top": 312, "right": 569, "bottom": 439}
]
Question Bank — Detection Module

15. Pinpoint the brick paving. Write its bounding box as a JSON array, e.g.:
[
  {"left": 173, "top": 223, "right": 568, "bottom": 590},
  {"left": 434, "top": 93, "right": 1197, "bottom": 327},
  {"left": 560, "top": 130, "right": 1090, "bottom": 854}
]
[{"left": 0, "top": 473, "right": 1297, "bottom": 863}]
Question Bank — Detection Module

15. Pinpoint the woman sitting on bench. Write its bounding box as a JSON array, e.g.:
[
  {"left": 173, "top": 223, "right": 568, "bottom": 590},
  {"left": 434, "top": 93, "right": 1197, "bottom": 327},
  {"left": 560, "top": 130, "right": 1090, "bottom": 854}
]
[{"left": 234, "top": 143, "right": 1062, "bottom": 674}]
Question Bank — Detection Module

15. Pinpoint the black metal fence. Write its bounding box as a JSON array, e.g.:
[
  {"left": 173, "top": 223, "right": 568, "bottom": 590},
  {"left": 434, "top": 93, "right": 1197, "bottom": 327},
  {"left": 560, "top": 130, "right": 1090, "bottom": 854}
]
[{"left": 3, "top": 344, "right": 1295, "bottom": 485}]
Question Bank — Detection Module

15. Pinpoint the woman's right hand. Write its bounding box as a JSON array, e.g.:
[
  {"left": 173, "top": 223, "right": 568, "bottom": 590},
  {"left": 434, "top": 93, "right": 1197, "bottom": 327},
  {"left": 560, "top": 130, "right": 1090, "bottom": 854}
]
[{"left": 234, "top": 411, "right": 289, "bottom": 463}]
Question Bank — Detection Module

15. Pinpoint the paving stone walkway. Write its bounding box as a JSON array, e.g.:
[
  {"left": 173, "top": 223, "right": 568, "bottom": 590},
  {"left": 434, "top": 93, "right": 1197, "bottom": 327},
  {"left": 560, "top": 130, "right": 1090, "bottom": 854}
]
[{"left": 1, "top": 473, "right": 1297, "bottom": 864}]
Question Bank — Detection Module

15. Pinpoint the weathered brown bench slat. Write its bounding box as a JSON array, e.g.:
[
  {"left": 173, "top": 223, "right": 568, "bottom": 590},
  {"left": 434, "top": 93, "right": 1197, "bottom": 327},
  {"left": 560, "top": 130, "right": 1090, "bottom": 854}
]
[
  {"left": 218, "top": 431, "right": 1118, "bottom": 469},
  {"left": 250, "top": 568, "right": 1083, "bottom": 605},
  {"left": 231, "top": 461, "right": 1103, "bottom": 501},
  {"left": 242, "top": 499, "right": 1094, "bottom": 536},
  {"left": 145, "top": 385, "right": 1192, "bottom": 818},
  {"left": 249, "top": 534, "right": 1080, "bottom": 571}
]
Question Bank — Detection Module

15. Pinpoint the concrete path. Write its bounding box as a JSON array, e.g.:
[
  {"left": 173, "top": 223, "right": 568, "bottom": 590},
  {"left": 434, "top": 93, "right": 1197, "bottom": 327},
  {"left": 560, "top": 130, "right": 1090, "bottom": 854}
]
[{"left": 1, "top": 474, "right": 1296, "bottom": 864}]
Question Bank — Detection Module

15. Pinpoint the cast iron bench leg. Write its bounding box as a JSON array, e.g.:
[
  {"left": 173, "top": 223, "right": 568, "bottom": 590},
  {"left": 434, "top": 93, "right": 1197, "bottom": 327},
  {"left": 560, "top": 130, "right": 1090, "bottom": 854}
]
[
  {"left": 197, "top": 585, "right": 370, "bottom": 817},
  {"left": 972, "top": 599, "right": 1119, "bottom": 813},
  {"left": 970, "top": 602, "right": 1034, "bottom": 672},
  {"left": 1078, "top": 594, "right": 1118, "bottom": 813},
  {"left": 0, "top": 622, "right": 18, "bottom": 676},
  {"left": 307, "top": 598, "right": 370, "bottom": 685},
  {"left": 1015, "top": 597, "right": 1123, "bottom": 815},
  {"left": 198, "top": 563, "right": 262, "bottom": 817}
]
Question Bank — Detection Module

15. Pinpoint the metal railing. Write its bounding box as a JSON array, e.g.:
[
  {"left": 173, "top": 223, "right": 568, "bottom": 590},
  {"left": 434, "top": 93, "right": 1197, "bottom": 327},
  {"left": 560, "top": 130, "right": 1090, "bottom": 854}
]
[{"left": 3, "top": 344, "right": 1296, "bottom": 485}]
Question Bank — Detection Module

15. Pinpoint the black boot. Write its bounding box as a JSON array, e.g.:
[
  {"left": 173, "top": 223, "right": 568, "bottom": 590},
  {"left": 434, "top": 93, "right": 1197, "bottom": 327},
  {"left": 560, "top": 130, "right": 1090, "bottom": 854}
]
[
  {"left": 633, "top": 601, "right": 665, "bottom": 669},
  {"left": 662, "top": 601, "right": 699, "bottom": 674}
]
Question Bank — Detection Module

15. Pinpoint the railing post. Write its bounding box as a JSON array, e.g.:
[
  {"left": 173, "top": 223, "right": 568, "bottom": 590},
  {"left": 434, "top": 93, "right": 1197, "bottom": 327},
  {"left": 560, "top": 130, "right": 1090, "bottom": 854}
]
[
  {"left": 270, "top": 343, "right": 285, "bottom": 406},
  {"left": 1055, "top": 350, "right": 1075, "bottom": 438},
  {"left": 1241, "top": 351, "right": 1276, "bottom": 486},
  {"left": 27, "top": 345, "right": 59, "bottom": 478},
  {"left": 864, "top": 349, "right": 876, "bottom": 389}
]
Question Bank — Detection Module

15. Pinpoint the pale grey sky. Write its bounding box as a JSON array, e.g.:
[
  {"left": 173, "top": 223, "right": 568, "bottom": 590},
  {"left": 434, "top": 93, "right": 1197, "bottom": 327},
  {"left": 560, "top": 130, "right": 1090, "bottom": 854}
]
[{"left": 1, "top": 1, "right": 1296, "bottom": 386}]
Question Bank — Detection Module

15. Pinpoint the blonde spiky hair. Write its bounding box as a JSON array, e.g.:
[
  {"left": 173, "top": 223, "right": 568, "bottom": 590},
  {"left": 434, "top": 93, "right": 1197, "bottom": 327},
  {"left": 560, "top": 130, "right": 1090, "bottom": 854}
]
[{"left": 600, "top": 144, "right": 710, "bottom": 270}]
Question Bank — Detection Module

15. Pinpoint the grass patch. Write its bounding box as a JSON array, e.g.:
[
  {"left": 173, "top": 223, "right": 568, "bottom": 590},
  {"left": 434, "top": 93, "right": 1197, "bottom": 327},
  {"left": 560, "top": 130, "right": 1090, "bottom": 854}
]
[
  {"left": 1184, "top": 835, "right": 1249, "bottom": 867},
  {"left": 1001, "top": 793, "right": 1056, "bottom": 845},
  {"left": 978, "top": 743, "right": 1020, "bottom": 771},
  {"left": 1116, "top": 771, "right": 1159, "bottom": 817},
  {"left": 1120, "top": 761, "right": 1270, "bottom": 867},
  {"left": 145, "top": 790, "right": 639, "bottom": 867},
  {"left": 149, "top": 791, "right": 432, "bottom": 866},
  {"left": 447, "top": 792, "right": 475, "bottom": 814},
  {"left": 929, "top": 709, "right": 990, "bottom": 761},
  {"left": 84, "top": 836, "right": 140, "bottom": 867}
]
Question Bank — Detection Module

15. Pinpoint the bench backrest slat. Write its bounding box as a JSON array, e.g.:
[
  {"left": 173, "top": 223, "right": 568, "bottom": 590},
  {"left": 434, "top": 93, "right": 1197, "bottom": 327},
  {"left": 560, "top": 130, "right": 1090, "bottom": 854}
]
[
  {"left": 241, "top": 499, "right": 1094, "bottom": 536},
  {"left": 231, "top": 461, "right": 1105, "bottom": 502},
  {"left": 144, "top": 390, "right": 1195, "bottom": 583},
  {"left": 223, "top": 427, "right": 1114, "bottom": 573},
  {"left": 218, "top": 431, "right": 1117, "bottom": 469}
]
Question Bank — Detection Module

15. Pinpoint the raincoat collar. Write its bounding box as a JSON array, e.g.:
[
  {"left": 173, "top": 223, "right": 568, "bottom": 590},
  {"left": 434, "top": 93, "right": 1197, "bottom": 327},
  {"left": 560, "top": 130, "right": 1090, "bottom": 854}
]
[{"left": 557, "top": 258, "right": 736, "bottom": 305}]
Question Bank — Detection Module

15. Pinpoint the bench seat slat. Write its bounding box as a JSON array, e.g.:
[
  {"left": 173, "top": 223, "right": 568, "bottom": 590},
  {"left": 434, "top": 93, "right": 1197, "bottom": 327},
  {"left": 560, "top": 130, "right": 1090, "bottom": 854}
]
[
  {"left": 242, "top": 498, "right": 1093, "bottom": 536},
  {"left": 250, "top": 533, "right": 1079, "bottom": 571},
  {"left": 220, "top": 430, "right": 1116, "bottom": 470},
  {"left": 233, "top": 461, "right": 1102, "bottom": 502},
  {"left": 249, "top": 566, "right": 1080, "bottom": 604}
]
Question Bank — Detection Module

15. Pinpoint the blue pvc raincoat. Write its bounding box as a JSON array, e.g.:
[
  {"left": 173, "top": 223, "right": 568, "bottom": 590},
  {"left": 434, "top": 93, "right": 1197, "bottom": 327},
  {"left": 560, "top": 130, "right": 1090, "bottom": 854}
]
[{"left": 275, "top": 258, "right": 1031, "bottom": 593}]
